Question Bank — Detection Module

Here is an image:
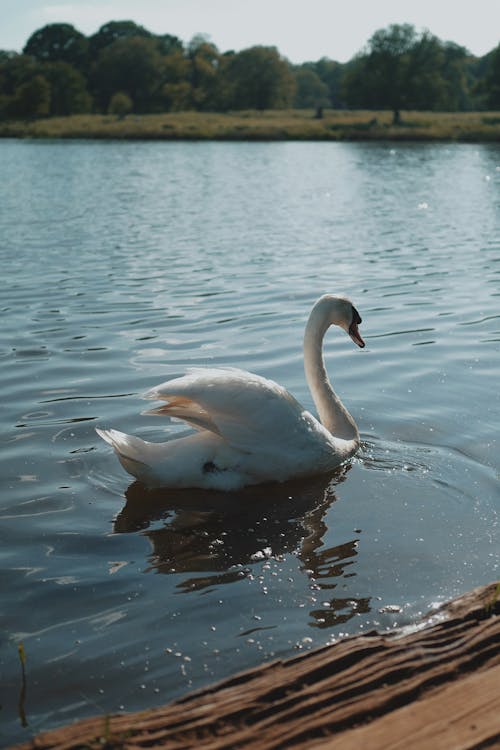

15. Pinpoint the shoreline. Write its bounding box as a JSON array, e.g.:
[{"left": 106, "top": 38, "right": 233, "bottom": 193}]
[
  {"left": 9, "top": 580, "right": 500, "bottom": 750},
  {"left": 2, "top": 110, "right": 500, "bottom": 142}
]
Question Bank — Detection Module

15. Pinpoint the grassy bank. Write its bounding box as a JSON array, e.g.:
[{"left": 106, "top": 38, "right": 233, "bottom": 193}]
[{"left": 1, "top": 109, "right": 500, "bottom": 141}]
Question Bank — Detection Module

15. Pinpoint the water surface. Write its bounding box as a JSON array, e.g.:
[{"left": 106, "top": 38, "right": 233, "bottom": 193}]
[{"left": 1, "top": 140, "right": 499, "bottom": 745}]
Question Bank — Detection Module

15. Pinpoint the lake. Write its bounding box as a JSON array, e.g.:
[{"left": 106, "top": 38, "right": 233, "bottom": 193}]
[{"left": 1, "top": 139, "right": 499, "bottom": 745}]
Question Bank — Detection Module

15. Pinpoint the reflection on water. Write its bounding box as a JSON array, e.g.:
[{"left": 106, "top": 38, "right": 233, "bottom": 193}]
[
  {"left": 115, "top": 468, "right": 364, "bottom": 610},
  {"left": 1, "top": 140, "right": 499, "bottom": 745}
]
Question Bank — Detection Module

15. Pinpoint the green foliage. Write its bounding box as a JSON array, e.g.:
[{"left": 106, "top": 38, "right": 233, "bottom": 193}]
[
  {"left": 440, "top": 43, "right": 471, "bottom": 110},
  {"left": 221, "top": 46, "right": 296, "bottom": 110},
  {"left": 186, "top": 36, "right": 221, "bottom": 110},
  {"left": 91, "top": 36, "right": 164, "bottom": 112},
  {"left": 484, "top": 45, "right": 500, "bottom": 108},
  {"left": 160, "top": 50, "right": 192, "bottom": 110},
  {"left": 343, "top": 24, "right": 418, "bottom": 122},
  {"left": 156, "top": 34, "right": 184, "bottom": 56},
  {"left": 342, "top": 24, "right": 478, "bottom": 121},
  {"left": 162, "top": 81, "right": 193, "bottom": 111},
  {"left": 0, "top": 53, "right": 89, "bottom": 118},
  {"left": 10, "top": 74, "right": 51, "bottom": 118},
  {"left": 108, "top": 90, "right": 133, "bottom": 118},
  {"left": 0, "top": 19, "right": 497, "bottom": 122},
  {"left": 43, "top": 62, "right": 91, "bottom": 115},
  {"left": 294, "top": 66, "right": 330, "bottom": 108},
  {"left": 0, "top": 54, "right": 38, "bottom": 96},
  {"left": 88, "top": 20, "right": 152, "bottom": 57},
  {"left": 23, "top": 23, "right": 88, "bottom": 72},
  {"left": 307, "top": 58, "right": 345, "bottom": 107}
]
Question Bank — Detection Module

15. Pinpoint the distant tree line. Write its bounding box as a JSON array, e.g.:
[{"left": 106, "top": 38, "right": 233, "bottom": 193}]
[{"left": 0, "top": 20, "right": 499, "bottom": 121}]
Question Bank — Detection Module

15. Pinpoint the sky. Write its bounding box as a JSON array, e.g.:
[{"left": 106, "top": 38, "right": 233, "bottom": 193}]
[{"left": 1, "top": 0, "right": 500, "bottom": 63}]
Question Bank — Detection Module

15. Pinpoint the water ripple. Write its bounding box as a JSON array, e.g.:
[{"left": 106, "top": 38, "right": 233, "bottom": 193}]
[{"left": 1, "top": 140, "right": 499, "bottom": 746}]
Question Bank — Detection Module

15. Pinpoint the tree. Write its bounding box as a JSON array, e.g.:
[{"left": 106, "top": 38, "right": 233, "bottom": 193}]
[
  {"left": 0, "top": 53, "right": 38, "bottom": 115},
  {"left": 439, "top": 43, "right": 471, "bottom": 110},
  {"left": 0, "top": 52, "right": 91, "bottom": 117},
  {"left": 1, "top": 17, "right": 493, "bottom": 119},
  {"left": 91, "top": 36, "right": 164, "bottom": 112},
  {"left": 10, "top": 74, "right": 51, "bottom": 118},
  {"left": 484, "top": 44, "right": 500, "bottom": 108},
  {"left": 342, "top": 24, "right": 473, "bottom": 121},
  {"left": 23, "top": 23, "right": 88, "bottom": 72},
  {"left": 293, "top": 66, "right": 330, "bottom": 109},
  {"left": 221, "top": 46, "right": 295, "bottom": 110},
  {"left": 403, "top": 31, "right": 447, "bottom": 110},
  {"left": 88, "top": 20, "right": 152, "bottom": 57},
  {"left": 42, "top": 61, "right": 91, "bottom": 115},
  {"left": 0, "top": 53, "right": 37, "bottom": 95},
  {"left": 186, "top": 35, "right": 221, "bottom": 110},
  {"left": 308, "top": 58, "right": 345, "bottom": 107},
  {"left": 0, "top": 50, "right": 18, "bottom": 63},
  {"left": 108, "top": 91, "right": 133, "bottom": 118},
  {"left": 156, "top": 34, "right": 184, "bottom": 56},
  {"left": 343, "top": 24, "right": 418, "bottom": 123},
  {"left": 161, "top": 49, "right": 192, "bottom": 110}
]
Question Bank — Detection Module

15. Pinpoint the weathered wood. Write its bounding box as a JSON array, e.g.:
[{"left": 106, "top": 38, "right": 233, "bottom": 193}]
[
  {"left": 315, "top": 664, "right": 500, "bottom": 750},
  {"left": 11, "top": 581, "right": 500, "bottom": 750}
]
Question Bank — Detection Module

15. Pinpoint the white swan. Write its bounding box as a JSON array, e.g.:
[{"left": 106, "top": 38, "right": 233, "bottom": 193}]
[{"left": 96, "top": 294, "right": 365, "bottom": 490}]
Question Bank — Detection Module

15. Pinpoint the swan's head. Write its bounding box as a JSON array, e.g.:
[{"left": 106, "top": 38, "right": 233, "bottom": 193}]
[{"left": 317, "top": 294, "right": 365, "bottom": 348}]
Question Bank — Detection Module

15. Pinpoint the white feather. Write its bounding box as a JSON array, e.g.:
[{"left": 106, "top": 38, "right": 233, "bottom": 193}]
[{"left": 96, "top": 294, "right": 365, "bottom": 489}]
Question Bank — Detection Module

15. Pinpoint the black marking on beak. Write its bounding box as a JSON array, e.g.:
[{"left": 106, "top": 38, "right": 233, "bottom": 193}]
[
  {"left": 349, "top": 305, "right": 365, "bottom": 347},
  {"left": 352, "top": 305, "right": 362, "bottom": 325}
]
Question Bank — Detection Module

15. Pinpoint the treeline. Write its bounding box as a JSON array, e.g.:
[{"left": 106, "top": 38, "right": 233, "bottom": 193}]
[{"left": 1, "top": 20, "right": 499, "bottom": 122}]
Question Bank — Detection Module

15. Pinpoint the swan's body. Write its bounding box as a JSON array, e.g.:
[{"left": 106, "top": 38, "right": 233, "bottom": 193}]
[{"left": 97, "top": 294, "right": 365, "bottom": 490}]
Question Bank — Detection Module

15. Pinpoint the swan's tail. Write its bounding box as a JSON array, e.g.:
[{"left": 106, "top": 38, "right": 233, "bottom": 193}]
[
  {"left": 96, "top": 428, "right": 150, "bottom": 479},
  {"left": 96, "top": 426, "right": 231, "bottom": 489}
]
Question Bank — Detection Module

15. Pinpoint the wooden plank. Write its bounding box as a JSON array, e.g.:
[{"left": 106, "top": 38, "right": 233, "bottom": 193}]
[
  {"left": 314, "top": 664, "right": 500, "bottom": 750},
  {"left": 11, "top": 581, "right": 500, "bottom": 750}
]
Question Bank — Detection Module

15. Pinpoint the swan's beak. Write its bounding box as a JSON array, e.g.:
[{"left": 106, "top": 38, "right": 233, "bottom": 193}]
[{"left": 349, "top": 321, "right": 365, "bottom": 348}]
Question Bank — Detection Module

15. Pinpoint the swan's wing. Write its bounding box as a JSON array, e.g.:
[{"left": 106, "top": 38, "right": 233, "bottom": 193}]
[
  {"left": 145, "top": 394, "right": 222, "bottom": 434},
  {"left": 143, "top": 367, "right": 314, "bottom": 454}
]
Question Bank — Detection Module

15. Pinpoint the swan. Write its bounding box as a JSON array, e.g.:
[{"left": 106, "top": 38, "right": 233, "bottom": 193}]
[{"left": 96, "top": 294, "right": 365, "bottom": 490}]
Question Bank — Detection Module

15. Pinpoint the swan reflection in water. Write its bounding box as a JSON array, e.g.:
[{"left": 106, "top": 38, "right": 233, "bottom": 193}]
[{"left": 113, "top": 465, "right": 371, "bottom": 628}]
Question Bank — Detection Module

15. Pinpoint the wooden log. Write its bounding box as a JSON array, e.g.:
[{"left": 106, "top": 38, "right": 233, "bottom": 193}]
[{"left": 11, "top": 581, "right": 500, "bottom": 750}]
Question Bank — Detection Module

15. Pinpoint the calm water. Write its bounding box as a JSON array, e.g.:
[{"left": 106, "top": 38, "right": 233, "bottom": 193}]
[{"left": 1, "top": 139, "right": 499, "bottom": 745}]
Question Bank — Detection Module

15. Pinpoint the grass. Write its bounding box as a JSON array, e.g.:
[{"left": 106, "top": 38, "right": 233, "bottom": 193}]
[
  {"left": 1, "top": 109, "right": 500, "bottom": 141},
  {"left": 17, "top": 641, "right": 28, "bottom": 728}
]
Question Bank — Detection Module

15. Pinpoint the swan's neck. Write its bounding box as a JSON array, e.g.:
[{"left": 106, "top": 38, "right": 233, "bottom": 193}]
[{"left": 303, "top": 306, "right": 359, "bottom": 443}]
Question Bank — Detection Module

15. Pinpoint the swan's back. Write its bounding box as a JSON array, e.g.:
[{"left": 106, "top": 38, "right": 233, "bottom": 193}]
[{"left": 99, "top": 367, "right": 350, "bottom": 489}]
